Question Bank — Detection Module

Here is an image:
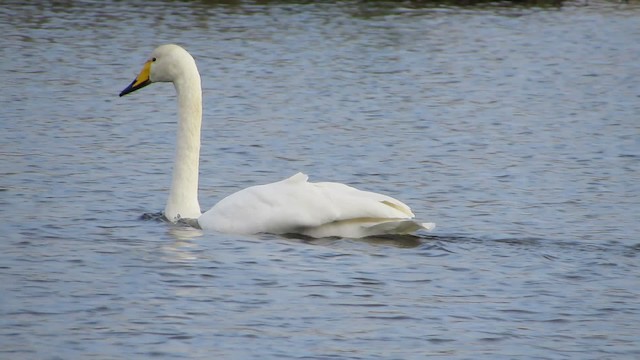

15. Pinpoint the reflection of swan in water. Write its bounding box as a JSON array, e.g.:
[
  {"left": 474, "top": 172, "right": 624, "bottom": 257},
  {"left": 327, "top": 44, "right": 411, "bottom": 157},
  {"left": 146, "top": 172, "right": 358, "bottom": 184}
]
[
  {"left": 120, "top": 44, "right": 435, "bottom": 238},
  {"left": 167, "top": 225, "right": 204, "bottom": 242},
  {"left": 285, "top": 233, "right": 429, "bottom": 249}
]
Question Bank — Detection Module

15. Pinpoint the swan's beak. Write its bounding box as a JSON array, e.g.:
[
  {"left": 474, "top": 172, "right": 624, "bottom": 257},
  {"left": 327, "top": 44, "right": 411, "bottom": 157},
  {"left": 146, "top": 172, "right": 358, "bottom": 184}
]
[{"left": 119, "top": 60, "right": 152, "bottom": 97}]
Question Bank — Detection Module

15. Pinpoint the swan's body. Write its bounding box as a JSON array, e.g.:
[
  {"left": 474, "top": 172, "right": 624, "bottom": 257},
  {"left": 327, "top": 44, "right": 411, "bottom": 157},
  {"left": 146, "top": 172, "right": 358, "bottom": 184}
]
[{"left": 120, "top": 44, "right": 434, "bottom": 238}]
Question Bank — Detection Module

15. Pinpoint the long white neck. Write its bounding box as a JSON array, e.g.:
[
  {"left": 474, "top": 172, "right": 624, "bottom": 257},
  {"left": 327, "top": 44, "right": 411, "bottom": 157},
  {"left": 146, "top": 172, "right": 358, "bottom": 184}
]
[{"left": 164, "top": 65, "right": 202, "bottom": 221}]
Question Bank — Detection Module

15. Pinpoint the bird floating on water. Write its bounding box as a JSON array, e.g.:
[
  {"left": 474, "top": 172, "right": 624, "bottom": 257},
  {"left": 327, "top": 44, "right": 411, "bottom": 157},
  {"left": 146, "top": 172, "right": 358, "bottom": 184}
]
[{"left": 119, "top": 44, "right": 435, "bottom": 238}]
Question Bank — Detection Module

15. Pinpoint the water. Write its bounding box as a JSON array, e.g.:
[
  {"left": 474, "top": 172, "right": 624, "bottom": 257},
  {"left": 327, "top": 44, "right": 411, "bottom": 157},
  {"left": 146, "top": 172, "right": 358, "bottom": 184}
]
[{"left": 1, "top": 0, "right": 639, "bottom": 358}]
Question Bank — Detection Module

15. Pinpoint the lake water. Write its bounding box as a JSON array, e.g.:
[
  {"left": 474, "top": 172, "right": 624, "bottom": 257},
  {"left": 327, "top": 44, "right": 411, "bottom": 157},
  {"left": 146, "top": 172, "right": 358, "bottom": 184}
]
[{"left": 1, "top": 0, "right": 639, "bottom": 358}]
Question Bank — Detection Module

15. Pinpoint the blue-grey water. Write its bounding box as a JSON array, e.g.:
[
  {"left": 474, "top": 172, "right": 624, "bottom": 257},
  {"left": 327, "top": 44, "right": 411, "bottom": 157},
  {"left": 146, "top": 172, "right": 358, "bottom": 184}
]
[{"left": 1, "top": 0, "right": 639, "bottom": 359}]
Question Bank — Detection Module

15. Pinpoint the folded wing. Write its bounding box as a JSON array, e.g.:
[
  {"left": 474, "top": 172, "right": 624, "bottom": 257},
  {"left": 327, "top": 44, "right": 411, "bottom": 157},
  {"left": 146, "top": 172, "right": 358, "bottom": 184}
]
[{"left": 198, "top": 172, "right": 434, "bottom": 238}]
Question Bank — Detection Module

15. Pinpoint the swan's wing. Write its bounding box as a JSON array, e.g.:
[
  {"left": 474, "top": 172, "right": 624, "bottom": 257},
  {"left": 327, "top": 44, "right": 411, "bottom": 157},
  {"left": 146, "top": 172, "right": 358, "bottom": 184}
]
[{"left": 198, "top": 173, "right": 434, "bottom": 238}]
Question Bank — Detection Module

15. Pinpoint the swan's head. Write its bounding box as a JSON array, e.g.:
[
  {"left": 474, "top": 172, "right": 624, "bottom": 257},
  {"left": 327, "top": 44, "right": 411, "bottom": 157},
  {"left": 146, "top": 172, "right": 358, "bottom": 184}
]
[{"left": 119, "top": 44, "right": 197, "bottom": 97}]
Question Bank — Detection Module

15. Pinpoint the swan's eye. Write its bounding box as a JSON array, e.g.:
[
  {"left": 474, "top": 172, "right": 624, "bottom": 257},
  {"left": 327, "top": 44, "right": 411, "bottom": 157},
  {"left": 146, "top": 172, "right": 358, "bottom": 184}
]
[{"left": 152, "top": 57, "right": 157, "bottom": 62}]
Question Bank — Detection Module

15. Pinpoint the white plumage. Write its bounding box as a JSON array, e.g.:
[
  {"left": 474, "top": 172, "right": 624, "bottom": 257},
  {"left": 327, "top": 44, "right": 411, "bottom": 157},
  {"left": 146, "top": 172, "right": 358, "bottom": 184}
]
[{"left": 120, "top": 44, "right": 435, "bottom": 238}]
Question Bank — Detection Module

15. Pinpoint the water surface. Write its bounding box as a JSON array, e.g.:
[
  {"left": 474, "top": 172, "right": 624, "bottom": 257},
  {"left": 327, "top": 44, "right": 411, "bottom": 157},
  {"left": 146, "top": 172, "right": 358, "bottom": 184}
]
[{"left": 1, "top": 1, "right": 639, "bottom": 359}]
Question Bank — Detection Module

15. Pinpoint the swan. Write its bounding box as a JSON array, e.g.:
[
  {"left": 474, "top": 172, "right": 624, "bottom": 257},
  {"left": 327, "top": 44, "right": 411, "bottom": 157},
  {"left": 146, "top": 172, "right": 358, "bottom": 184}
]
[{"left": 119, "top": 44, "right": 435, "bottom": 238}]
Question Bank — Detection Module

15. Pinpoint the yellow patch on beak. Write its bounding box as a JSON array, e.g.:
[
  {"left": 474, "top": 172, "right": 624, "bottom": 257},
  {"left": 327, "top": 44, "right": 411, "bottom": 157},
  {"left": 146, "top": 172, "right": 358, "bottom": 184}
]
[{"left": 119, "top": 60, "right": 152, "bottom": 97}]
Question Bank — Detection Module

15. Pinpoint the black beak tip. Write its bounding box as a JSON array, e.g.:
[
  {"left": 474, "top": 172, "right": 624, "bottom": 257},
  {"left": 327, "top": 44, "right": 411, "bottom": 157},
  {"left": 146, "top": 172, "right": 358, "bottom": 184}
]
[
  {"left": 119, "top": 79, "right": 150, "bottom": 98},
  {"left": 119, "top": 79, "right": 136, "bottom": 97}
]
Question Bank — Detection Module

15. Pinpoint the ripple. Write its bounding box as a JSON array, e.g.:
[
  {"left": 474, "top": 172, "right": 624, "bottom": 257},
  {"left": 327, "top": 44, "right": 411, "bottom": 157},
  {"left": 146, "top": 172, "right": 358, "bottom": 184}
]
[{"left": 1, "top": 1, "right": 639, "bottom": 359}]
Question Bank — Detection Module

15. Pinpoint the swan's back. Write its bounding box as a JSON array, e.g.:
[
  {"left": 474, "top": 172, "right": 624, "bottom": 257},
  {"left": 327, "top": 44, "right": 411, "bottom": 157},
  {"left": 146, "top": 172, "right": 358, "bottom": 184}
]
[{"left": 198, "top": 173, "right": 434, "bottom": 238}]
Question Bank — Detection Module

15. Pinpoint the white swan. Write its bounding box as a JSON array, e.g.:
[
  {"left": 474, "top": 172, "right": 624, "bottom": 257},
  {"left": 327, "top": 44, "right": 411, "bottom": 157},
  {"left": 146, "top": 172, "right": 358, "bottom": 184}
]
[{"left": 119, "top": 44, "right": 435, "bottom": 238}]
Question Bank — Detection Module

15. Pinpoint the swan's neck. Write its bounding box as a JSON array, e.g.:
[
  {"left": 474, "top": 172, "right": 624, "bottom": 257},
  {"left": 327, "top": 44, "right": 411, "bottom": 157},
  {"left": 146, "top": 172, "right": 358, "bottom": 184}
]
[{"left": 164, "top": 68, "right": 202, "bottom": 221}]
